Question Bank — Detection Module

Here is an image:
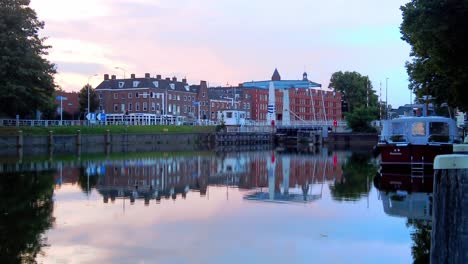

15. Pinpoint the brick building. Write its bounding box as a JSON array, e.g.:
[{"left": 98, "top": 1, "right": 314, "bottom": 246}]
[{"left": 94, "top": 70, "right": 342, "bottom": 124}]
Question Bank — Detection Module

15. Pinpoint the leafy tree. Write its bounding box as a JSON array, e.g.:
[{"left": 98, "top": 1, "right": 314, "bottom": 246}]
[
  {"left": 400, "top": 0, "right": 468, "bottom": 111},
  {"left": 0, "top": 0, "right": 56, "bottom": 118},
  {"left": 329, "top": 71, "right": 379, "bottom": 112},
  {"left": 329, "top": 71, "right": 379, "bottom": 131},
  {"left": 78, "top": 84, "right": 99, "bottom": 114},
  {"left": 345, "top": 106, "right": 378, "bottom": 132}
]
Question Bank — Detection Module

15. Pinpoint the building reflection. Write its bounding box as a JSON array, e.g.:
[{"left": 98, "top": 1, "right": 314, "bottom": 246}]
[{"left": 73, "top": 150, "right": 345, "bottom": 205}]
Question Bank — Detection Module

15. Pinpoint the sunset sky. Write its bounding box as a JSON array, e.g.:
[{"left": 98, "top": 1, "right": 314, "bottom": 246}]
[{"left": 30, "top": 0, "right": 412, "bottom": 107}]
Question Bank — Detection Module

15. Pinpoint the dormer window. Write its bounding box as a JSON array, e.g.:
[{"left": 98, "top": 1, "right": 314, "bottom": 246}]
[
  {"left": 169, "top": 83, "right": 175, "bottom": 90},
  {"left": 153, "top": 81, "right": 159, "bottom": 88},
  {"left": 118, "top": 82, "right": 124, "bottom": 88},
  {"left": 133, "top": 81, "right": 140, "bottom": 88},
  {"left": 184, "top": 85, "right": 189, "bottom": 91}
]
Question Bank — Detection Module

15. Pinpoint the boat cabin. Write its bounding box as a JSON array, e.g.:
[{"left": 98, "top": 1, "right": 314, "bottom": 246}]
[
  {"left": 380, "top": 116, "right": 459, "bottom": 145},
  {"left": 217, "top": 109, "right": 247, "bottom": 126}
]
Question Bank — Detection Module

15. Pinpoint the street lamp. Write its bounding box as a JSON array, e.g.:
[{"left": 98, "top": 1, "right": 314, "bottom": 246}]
[
  {"left": 115, "top": 67, "right": 126, "bottom": 79},
  {"left": 385, "top": 77, "right": 389, "bottom": 119},
  {"left": 87, "top": 74, "right": 98, "bottom": 117}
]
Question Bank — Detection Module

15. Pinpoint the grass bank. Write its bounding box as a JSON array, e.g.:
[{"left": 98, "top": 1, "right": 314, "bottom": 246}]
[{"left": 0, "top": 125, "right": 216, "bottom": 136}]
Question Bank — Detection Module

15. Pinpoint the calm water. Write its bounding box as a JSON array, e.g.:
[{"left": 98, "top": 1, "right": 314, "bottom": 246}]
[{"left": 0, "top": 147, "right": 431, "bottom": 263}]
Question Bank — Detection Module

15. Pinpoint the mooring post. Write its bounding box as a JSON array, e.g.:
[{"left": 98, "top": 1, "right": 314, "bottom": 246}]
[
  {"left": 431, "top": 153, "right": 468, "bottom": 264},
  {"left": 48, "top": 130, "right": 54, "bottom": 147},
  {"left": 105, "top": 129, "right": 111, "bottom": 145},
  {"left": 76, "top": 130, "right": 81, "bottom": 146},
  {"left": 17, "top": 130, "right": 23, "bottom": 148}
]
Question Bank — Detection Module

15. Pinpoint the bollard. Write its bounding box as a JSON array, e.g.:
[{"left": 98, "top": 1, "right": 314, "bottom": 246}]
[
  {"left": 76, "top": 130, "right": 81, "bottom": 146},
  {"left": 17, "top": 130, "right": 23, "bottom": 147},
  {"left": 431, "top": 154, "right": 468, "bottom": 264},
  {"left": 105, "top": 129, "right": 111, "bottom": 145},
  {"left": 48, "top": 130, "right": 54, "bottom": 147}
]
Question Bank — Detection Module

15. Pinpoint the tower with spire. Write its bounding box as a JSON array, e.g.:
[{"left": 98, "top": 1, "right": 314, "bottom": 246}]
[{"left": 271, "top": 68, "right": 281, "bottom": 81}]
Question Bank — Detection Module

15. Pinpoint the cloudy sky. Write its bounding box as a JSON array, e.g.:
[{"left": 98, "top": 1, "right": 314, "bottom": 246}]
[{"left": 30, "top": 0, "right": 412, "bottom": 107}]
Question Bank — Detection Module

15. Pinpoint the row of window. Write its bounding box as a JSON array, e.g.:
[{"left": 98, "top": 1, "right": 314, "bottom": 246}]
[
  {"left": 112, "top": 103, "right": 198, "bottom": 114},
  {"left": 109, "top": 92, "right": 197, "bottom": 101}
]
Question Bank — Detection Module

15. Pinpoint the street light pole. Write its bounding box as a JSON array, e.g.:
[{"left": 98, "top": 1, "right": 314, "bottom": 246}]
[
  {"left": 115, "top": 67, "right": 126, "bottom": 79},
  {"left": 385, "top": 77, "right": 389, "bottom": 119}
]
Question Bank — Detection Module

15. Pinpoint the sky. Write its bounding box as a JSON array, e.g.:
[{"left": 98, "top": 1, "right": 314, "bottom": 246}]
[{"left": 30, "top": 0, "right": 412, "bottom": 107}]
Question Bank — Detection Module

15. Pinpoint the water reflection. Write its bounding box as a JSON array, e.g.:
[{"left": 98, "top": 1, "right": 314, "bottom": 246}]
[
  {"left": 0, "top": 149, "right": 420, "bottom": 263},
  {"left": 329, "top": 153, "right": 376, "bottom": 201},
  {"left": 0, "top": 171, "right": 55, "bottom": 263},
  {"left": 375, "top": 173, "right": 432, "bottom": 263}
]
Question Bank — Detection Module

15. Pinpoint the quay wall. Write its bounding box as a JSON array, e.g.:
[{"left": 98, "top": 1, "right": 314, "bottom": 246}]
[{"left": 325, "top": 133, "right": 378, "bottom": 146}]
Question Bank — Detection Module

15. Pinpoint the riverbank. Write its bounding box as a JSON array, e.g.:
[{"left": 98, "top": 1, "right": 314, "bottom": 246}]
[{"left": 0, "top": 125, "right": 216, "bottom": 136}]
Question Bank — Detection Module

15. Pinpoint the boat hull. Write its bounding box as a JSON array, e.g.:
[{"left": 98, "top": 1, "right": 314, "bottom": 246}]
[{"left": 377, "top": 143, "right": 453, "bottom": 174}]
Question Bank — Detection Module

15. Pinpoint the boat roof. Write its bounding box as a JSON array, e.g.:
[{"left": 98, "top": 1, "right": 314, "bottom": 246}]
[{"left": 388, "top": 116, "right": 454, "bottom": 123}]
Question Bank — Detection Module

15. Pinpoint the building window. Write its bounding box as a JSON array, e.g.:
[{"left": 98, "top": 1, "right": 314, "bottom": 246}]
[
  {"left": 118, "top": 82, "right": 124, "bottom": 88},
  {"left": 135, "top": 92, "right": 139, "bottom": 98},
  {"left": 202, "top": 92, "right": 206, "bottom": 97},
  {"left": 184, "top": 105, "right": 187, "bottom": 113},
  {"left": 128, "top": 103, "right": 132, "bottom": 111},
  {"left": 136, "top": 103, "right": 140, "bottom": 111},
  {"left": 156, "top": 103, "right": 160, "bottom": 110},
  {"left": 177, "top": 95, "right": 180, "bottom": 101},
  {"left": 114, "top": 93, "right": 118, "bottom": 99},
  {"left": 184, "top": 96, "right": 187, "bottom": 101},
  {"left": 128, "top": 92, "right": 132, "bottom": 99},
  {"left": 114, "top": 104, "right": 118, "bottom": 112},
  {"left": 168, "top": 94, "right": 172, "bottom": 100},
  {"left": 168, "top": 104, "right": 172, "bottom": 113},
  {"left": 151, "top": 102, "right": 155, "bottom": 111},
  {"left": 143, "top": 102, "right": 147, "bottom": 111},
  {"left": 99, "top": 93, "right": 103, "bottom": 99},
  {"left": 176, "top": 105, "right": 180, "bottom": 114}
]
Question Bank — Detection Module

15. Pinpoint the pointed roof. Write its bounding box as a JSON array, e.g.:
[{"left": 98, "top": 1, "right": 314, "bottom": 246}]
[{"left": 271, "top": 68, "right": 281, "bottom": 81}]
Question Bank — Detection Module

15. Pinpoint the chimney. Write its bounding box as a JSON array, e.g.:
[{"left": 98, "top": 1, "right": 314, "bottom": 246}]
[
  {"left": 200, "top": 80, "right": 207, "bottom": 87},
  {"left": 111, "top": 75, "right": 116, "bottom": 80},
  {"left": 172, "top": 76, "right": 177, "bottom": 82},
  {"left": 130, "top": 73, "right": 136, "bottom": 79},
  {"left": 104, "top": 74, "right": 109, "bottom": 80},
  {"left": 145, "top": 73, "right": 150, "bottom": 78},
  {"left": 182, "top": 78, "right": 187, "bottom": 84},
  {"left": 165, "top": 77, "right": 170, "bottom": 81},
  {"left": 156, "top": 74, "right": 162, "bottom": 80}
]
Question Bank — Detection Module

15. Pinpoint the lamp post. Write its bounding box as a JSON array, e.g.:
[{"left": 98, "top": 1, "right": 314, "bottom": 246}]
[
  {"left": 115, "top": 67, "right": 126, "bottom": 79},
  {"left": 87, "top": 74, "right": 98, "bottom": 118},
  {"left": 385, "top": 77, "right": 389, "bottom": 119}
]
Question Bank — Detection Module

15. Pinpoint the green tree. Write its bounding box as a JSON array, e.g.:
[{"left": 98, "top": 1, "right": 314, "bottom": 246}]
[
  {"left": 400, "top": 0, "right": 468, "bottom": 111},
  {"left": 329, "top": 71, "right": 379, "bottom": 112},
  {"left": 345, "top": 106, "right": 378, "bottom": 132},
  {"left": 78, "top": 84, "right": 99, "bottom": 114},
  {"left": 0, "top": 0, "right": 56, "bottom": 118},
  {"left": 329, "top": 71, "right": 379, "bottom": 131}
]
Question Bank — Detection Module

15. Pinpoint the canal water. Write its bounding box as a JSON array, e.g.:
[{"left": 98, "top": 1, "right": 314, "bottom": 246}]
[{"left": 0, "top": 147, "right": 430, "bottom": 263}]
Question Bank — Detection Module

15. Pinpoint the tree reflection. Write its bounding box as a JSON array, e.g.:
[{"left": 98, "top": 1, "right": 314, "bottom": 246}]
[
  {"left": 407, "top": 219, "right": 431, "bottom": 264},
  {"left": 77, "top": 167, "right": 97, "bottom": 195},
  {"left": 0, "top": 171, "right": 55, "bottom": 263},
  {"left": 329, "top": 153, "right": 376, "bottom": 201}
]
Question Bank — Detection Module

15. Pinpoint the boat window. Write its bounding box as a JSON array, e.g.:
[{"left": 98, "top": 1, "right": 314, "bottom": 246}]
[
  {"left": 429, "top": 122, "right": 449, "bottom": 135},
  {"left": 411, "top": 122, "right": 426, "bottom": 136},
  {"left": 226, "top": 112, "right": 233, "bottom": 118}
]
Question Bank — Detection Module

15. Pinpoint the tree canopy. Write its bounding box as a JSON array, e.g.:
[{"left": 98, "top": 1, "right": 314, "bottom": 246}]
[
  {"left": 78, "top": 84, "right": 99, "bottom": 115},
  {"left": 329, "top": 71, "right": 379, "bottom": 131},
  {"left": 0, "top": 0, "right": 56, "bottom": 118},
  {"left": 401, "top": 0, "right": 468, "bottom": 111},
  {"left": 329, "top": 71, "right": 379, "bottom": 112}
]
